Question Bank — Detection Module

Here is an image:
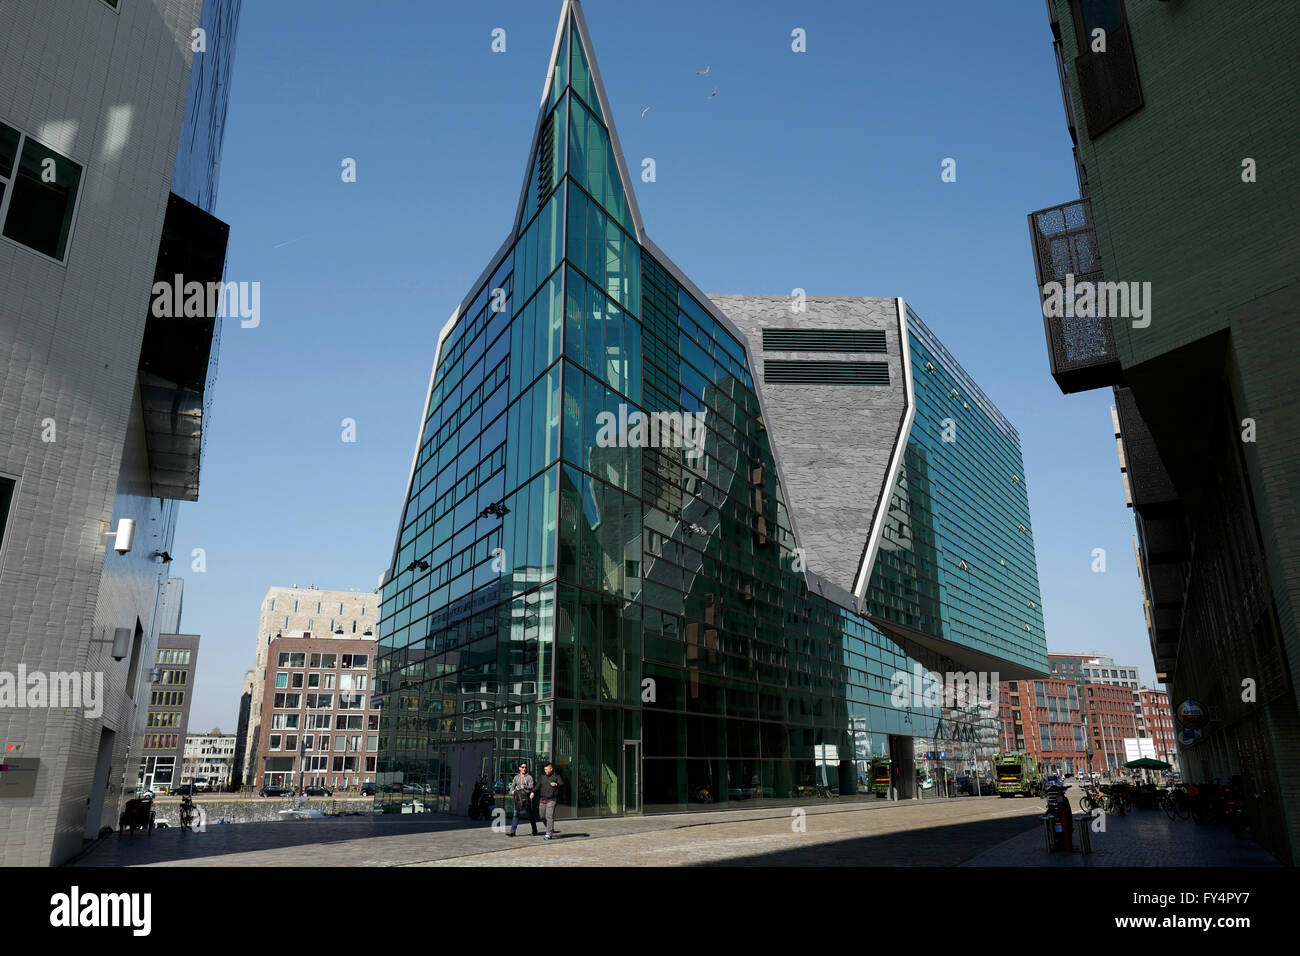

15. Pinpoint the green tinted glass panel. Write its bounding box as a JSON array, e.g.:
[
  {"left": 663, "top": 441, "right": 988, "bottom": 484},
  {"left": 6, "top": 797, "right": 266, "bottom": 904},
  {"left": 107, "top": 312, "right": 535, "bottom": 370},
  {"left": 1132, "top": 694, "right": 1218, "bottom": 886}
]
[
  {"left": 569, "top": 20, "right": 602, "bottom": 121},
  {"left": 567, "top": 95, "right": 632, "bottom": 235},
  {"left": 550, "top": 21, "right": 569, "bottom": 108}
]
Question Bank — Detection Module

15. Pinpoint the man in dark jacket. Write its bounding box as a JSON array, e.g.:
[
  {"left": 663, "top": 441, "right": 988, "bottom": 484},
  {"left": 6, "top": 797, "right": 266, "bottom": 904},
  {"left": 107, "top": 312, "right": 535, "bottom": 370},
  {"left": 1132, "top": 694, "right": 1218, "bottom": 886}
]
[
  {"left": 535, "top": 759, "right": 563, "bottom": 840},
  {"left": 508, "top": 762, "right": 537, "bottom": 837}
]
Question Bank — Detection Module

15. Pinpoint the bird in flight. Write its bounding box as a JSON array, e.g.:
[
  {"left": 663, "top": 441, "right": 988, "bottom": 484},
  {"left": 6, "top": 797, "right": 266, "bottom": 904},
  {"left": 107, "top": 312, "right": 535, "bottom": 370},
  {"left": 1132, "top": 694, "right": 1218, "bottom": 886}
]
[
  {"left": 709, "top": 86, "right": 717, "bottom": 99},
  {"left": 641, "top": 106, "right": 651, "bottom": 117},
  {"left": 697, "top": 66, "right": 710, "bottom": 76}
]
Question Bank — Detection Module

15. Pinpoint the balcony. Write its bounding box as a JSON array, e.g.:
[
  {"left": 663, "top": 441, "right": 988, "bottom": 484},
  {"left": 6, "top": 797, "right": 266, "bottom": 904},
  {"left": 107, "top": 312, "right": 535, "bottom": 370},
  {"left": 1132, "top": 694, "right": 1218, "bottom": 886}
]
[
  {"left": 1027, "top": 198, "right": 1121, "bottom": 393},
  {"left": 138, "top": 193, "right": 230, "bottom": 501}
]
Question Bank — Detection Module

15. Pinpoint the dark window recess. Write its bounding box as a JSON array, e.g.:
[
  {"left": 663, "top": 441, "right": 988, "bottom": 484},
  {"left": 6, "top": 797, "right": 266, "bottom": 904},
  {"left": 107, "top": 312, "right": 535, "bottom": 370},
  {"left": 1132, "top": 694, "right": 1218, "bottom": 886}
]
[
  {"left": 1071, "top": 2, "right": 1143, "bottom": 139},
  {"left": 763, "top": 360, "right": 890, "bottom": 386},
  {"left": 1, "top": 135, "right": 82, "bottom": 260},
  {"left": 0, "top": 475, "right": 15, "bottom": 556},
  {"left": 762, "top": 329, "right": 886, "bottom": 353}
]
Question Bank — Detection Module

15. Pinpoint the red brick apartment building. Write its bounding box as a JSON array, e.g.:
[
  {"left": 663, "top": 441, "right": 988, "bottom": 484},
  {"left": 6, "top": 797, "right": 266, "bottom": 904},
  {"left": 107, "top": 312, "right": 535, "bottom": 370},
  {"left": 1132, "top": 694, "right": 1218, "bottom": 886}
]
[
  {"left": 255, "top": 634, "right": 379, "bottom": 791},
  {"left": 1084, "top": 683, "right": 1138, "bottom": 772},
  {"left": 1138, "top": 687, "right": 1179, "bottom": 769},
  {"left": 998, "top": 679, "right": 1085, "bottom": 775}
]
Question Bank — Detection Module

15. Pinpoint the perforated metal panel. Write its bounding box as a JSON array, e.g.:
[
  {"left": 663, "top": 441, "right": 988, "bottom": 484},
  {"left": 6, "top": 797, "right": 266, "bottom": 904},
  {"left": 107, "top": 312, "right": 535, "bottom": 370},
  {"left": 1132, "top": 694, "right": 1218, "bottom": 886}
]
[{"left": 1028, "top": 197, "right": 1122, "bottom": 393}]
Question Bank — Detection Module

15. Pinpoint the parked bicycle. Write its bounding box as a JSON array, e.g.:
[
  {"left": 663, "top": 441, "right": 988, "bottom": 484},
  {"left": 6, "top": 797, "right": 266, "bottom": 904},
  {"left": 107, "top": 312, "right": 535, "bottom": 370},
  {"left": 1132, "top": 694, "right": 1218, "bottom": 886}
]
[
  {"left": 1158, "top": 785, "right": 1190, "bottom": 821},
  {"left": 178, "top": 794, "right": 197, "bottom": 832},
  {"left": 1079, "top": 783, "right": 1103, "bottom": 813},
  {"left": 1099, "top": 783, "right": 1130, "bottom": 815}
]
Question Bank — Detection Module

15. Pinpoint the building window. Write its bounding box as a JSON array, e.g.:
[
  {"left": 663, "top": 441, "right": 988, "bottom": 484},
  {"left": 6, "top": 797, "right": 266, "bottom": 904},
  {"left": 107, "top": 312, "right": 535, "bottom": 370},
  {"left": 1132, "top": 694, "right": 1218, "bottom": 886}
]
[
  {"left": 1068, "top": 0, "right": 1143, "bottom": 138},
  {"left": 0, "top": 474, "right": 15, "bottom": 569},
  {"left": 0, "top": 121, "right": 83, "bottom": 262}
]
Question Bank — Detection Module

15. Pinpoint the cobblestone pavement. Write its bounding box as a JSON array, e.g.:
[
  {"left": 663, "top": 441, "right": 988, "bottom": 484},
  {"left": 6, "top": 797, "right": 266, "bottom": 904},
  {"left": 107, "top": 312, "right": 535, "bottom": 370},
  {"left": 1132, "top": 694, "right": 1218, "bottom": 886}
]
[
  {"left": 72, "top": 796, "right": 1042, "bottom": 867},
  {"left": 962, "top": 793, "right": 1281, "bottom": 867},
  {"left": 68, "top": 791, "right": 1280, "bottom": 867}
]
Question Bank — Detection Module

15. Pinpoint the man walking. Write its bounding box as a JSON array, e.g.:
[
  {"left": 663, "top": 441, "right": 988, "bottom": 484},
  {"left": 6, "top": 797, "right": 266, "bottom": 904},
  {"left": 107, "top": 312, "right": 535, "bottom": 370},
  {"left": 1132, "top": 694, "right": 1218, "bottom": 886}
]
[
  {"left": 535, "top": 759, "right": 563, "bottom": 841},
  {"left": 508, "top": 761, "right": 536, "bottom": 837}
]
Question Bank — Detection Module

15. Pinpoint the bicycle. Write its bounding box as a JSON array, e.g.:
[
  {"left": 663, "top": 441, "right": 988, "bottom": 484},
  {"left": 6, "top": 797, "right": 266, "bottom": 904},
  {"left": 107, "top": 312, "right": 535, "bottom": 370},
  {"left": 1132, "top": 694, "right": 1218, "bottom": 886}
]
[
  {"left": 1158, "top": 788, "right": 1187, "bottom": 821},
  {"left": 1079, "top": 784, "right": 1103, "bottom": 813},
  {"left": 179, "top": 794, "right": 196, "bottom": 832},
  {"left": 1100, "top": 784, "right": 1129, "bottom": 815}
]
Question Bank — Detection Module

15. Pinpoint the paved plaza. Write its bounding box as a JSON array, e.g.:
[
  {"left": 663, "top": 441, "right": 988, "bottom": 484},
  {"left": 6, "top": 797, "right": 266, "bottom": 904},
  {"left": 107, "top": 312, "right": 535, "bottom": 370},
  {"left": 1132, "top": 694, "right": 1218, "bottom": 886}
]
[{"left": 68, "top": 790, "right": 1280, "bottom": 867}]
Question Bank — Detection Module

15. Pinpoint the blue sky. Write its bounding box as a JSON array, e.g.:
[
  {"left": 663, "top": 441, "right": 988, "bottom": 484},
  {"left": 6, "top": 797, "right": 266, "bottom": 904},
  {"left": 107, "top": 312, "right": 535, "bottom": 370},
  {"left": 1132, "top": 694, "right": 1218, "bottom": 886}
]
[{"left": 178, "top": 0, "right": 1153, "bottom": 732}]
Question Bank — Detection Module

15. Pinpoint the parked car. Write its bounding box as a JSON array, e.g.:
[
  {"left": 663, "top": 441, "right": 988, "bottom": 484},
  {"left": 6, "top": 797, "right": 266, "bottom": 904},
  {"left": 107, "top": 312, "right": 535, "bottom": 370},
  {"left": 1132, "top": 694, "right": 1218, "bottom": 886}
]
[
  {"left": 170, "top": 784, "right": 196, "bottom": 796},
  {"left": 259, "top": 785, "right": 293, "bottom": 797},
  {"left": 360, "top": 782, "right": 376, "bottom": 796},
  {"left": 134, "top": 787, "right": 154, "bottom": 801},
  {"left": 299, "top": 785, "right": 333, "bottom": 797}
]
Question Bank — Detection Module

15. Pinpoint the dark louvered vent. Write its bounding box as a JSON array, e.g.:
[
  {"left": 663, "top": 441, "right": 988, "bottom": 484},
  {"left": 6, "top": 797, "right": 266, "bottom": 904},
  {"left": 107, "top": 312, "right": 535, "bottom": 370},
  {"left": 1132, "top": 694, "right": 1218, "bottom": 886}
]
[
  {"left": 762, "top": 328, "right": 887, "bottom": 353},
  {"left": 536, "top": 113, "right": 556, "bottom": 205},
  {"left": 763, "top": 360, "right": 890, "bottom": 386}
]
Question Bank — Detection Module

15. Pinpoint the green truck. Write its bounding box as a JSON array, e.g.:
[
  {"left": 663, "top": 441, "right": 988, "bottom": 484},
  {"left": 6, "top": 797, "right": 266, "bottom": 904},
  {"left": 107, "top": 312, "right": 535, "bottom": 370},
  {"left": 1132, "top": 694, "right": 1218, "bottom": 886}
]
[
  {"left": 868, "top": 756, "right": 891, "bottom": 797},
  {"left": 992, "top": 752, "right": 1042, "bottom": 797}
]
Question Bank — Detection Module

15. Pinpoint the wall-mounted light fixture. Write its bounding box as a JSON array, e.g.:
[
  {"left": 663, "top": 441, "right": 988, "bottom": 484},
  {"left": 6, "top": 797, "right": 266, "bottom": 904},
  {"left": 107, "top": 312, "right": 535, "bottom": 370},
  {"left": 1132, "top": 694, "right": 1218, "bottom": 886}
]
[
  {"left": 105, "top": 518, "right": 135, "bottom": 554},
  {"left": 89, "top": 626, "right": 134, "bottom": 661}
]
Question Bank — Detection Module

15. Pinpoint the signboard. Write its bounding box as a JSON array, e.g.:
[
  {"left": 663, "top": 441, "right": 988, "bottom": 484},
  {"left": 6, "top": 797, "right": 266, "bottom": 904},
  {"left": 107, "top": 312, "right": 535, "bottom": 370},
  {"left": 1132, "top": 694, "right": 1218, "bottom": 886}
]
[
  {"left": 1123, "top": 737, "right": 1156, "bottom": 762},
  {"left": 1175, "top": 698, "right": 1208, "bottom": 730},
  {"left": 1178, "top": 726, "right": 1203, "bottom": 746},
  {"left": 0, "top": 757, "right": 39, "bottom": 798}
]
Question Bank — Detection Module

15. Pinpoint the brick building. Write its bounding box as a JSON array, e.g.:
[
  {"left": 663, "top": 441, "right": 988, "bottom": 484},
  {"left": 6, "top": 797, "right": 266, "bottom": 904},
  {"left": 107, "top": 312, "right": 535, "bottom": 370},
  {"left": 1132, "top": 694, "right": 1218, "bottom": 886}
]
[
  {"left": 254, "top": 633, "right": 378, "bottom": 792},
  {"left": 1027, "top": 0, "right": 1300, "bottom": 864},
  {"left": 241, "top": 585, "right": 378, "bottom": 786},
  {"left": 1084, "top": 682, "right": 1138, "bottom": 773},
  {"left": 138, "top": 633, "right": 201, "bottom": 794},
  {"left": 1003, "top": 678, "right": 1085, "bottom": 776},
  {"left": 1137, "top": 686, "right": 1178, "bottom": 773}
]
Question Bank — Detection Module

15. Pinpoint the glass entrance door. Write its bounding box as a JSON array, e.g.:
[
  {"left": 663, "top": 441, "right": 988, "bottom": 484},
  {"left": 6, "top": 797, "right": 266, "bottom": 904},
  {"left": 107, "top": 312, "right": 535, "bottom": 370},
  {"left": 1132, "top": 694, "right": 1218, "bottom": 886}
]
[{"left": 622, "top": 740, "right": 641, "bottom": 815}]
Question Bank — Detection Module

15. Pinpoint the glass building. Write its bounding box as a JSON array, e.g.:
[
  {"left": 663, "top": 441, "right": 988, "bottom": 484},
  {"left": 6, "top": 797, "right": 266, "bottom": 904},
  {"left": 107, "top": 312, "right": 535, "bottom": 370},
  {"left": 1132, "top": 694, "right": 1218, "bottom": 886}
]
[{"left": 375, "top": 0, "right": 1047, "bottom": 817}]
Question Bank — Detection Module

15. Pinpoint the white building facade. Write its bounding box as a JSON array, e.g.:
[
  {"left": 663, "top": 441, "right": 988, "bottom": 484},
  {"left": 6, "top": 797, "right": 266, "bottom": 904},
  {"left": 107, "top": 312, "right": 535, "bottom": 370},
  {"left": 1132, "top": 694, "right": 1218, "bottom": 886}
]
[{"left": 0, "top": 0, "right": 241, "bottom": 865}]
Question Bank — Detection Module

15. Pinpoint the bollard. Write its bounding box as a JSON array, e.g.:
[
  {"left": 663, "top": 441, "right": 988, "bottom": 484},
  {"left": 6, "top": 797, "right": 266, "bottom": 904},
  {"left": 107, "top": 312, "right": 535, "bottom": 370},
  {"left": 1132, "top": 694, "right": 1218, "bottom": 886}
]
[
  {"left": 1039, "top": 813, "right": 1055, "bottom": 853},
  {"left": 1075, "top": 813, "right": 1093, "bottom": 854}
]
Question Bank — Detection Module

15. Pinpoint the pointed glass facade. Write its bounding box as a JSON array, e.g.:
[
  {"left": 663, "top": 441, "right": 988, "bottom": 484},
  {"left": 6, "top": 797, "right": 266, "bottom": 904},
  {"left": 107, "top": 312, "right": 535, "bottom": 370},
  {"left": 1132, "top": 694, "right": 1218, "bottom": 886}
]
[{"left": 375, "top": 2, "right": 1047, "bottom": 817}]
